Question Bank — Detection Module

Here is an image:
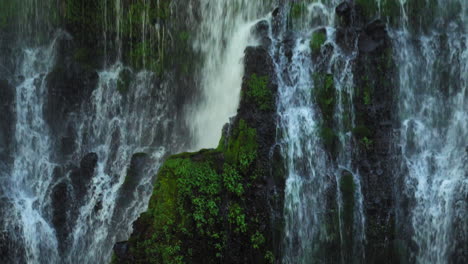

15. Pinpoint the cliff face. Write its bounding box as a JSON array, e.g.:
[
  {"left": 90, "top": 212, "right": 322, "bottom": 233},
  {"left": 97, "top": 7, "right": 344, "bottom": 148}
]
[
  {"left": 113, "top": 32, "right": 281, "bottom": 263},
  {"left": 115, "top": 1, "right": 401, "bottom": 263}
]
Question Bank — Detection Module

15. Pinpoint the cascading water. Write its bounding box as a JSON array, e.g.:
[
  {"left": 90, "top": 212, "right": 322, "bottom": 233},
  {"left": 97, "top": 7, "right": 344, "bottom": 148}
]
[
  {"left": 1, "top": 0, "right": 467, "bottom": 263},
  {"left": 188, "top": 0, "right": 273, "bottom": 148},
  {"left": 276, "top": 1, "right": 366, "bottom": 263},
  {"left": 390, "top": 0, "right": 467, "bottom": 263},
  {"left": 1, "top": 1, "right": 186, "bottom": 263},
  {"left": 7, "top": 38, "right": 61, "bottom": 264}
]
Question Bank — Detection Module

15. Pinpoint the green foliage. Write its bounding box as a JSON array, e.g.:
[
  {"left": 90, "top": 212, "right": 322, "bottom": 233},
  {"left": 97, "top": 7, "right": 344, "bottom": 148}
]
[
  {"left": 228, "top": 203, "right": 247, "bottom": 233},
  {"left": 352, "top": 125, "right": 372, "bottom": 139},
  {"left": 319, "top": 126, "right": 337, "bottom": 151},
  {"left": 314, "top": 73, "right": 338, "bottom": 152},
  {"left": 361, "top": 137, "right": 373, "bottom": 150},
  {"left": 363, "top": 90, "right": 371, "bottom": 105},
  {"left": 355, "top": 0, "right": 401, "bottom": 22},
  {"left": 313, "top": 73, "right": 335, "bottom": 125},
  {"left": 224, "top": 120, "right": 258, "bottom": 171},
  {"left": 265, "top": 251, "right": 275, "bottom": 264},
  {"left": 246, "top": 74, "right": 273, "bottom": 111},
  {"left": 126, "top": 118, "right": 273, "bottom": 263},
  {"left": 222, "top": 164, "right": 244, "bottom": 196},
  {"left": 310, "top": 31, "right": 326, "bottom": 54},
  {"left": 251, "top": 231, "right": 265, "bottom": 249}
]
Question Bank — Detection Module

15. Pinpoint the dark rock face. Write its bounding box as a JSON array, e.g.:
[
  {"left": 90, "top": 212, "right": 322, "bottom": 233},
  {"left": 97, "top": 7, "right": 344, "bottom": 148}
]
[
  {"left": 44, "top": 35, "right": 98, "bottom": 135},
  {"left": 70, "top": 152, "right": 98, "bottom": 201},
  {"left": 0, "top": 79, "right": 14, "bottom": 166},
  {"left": 347, "top": 4, "right": 398, "bottom": 264},
  {"left": 113, "top": 19, "right": 282, "bottom": 264},
  {"left": 51, "top": 153, "right": 98, "bottom": 254}
]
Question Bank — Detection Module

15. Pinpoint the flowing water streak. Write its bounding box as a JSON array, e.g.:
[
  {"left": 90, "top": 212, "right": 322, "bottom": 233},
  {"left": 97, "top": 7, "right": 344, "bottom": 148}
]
[
  {"left": 189, "top": 0, "right": 272, "bottom": 148},
  {"left": 391, "top": 0, "right": 468, "bottom": 262},
  {"left": 7, "top": 36, "right": 60, "bottom": 264},
  {"left": 64, "top": 66, "right": 170, "bottom": 263},
  {"left": 277, "top": 36, "right": 332, "bottom": 263},
  {"left": 279, "top": 1, "right": 366, "bottom": 262}
]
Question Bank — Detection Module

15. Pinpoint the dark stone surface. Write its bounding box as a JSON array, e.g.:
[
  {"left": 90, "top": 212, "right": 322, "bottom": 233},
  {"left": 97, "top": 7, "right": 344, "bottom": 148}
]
[
  {"left": 0, "top": 79, "right": 14, "bottom": 165},
  {"left": 44, "top": 34, "right": 98, "bottom": 135}
]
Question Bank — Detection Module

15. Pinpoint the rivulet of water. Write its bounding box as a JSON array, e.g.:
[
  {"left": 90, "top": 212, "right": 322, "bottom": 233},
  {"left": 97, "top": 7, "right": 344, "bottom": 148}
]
[
  {"left": 188, "top": 0, "right": 274, "bottom": 148},
  {"left": 391, "top": 0, "right": 467, "bottom": 262}
]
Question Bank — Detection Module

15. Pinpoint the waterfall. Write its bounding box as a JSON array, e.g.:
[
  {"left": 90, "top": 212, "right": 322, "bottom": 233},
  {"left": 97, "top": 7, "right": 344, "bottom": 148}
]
[
  {"left": 6, "top": 37, "right": 61, "bottom": 264},
  {"left": 188, "top": 0, "right": 273, "bottom": 148},
  {"left": 1, "top": 0, "right": 467, "bottom": 263},
  {"left": 391, "top": 0, "right": 468, "bottom": 263},
  {"left": 277, "top": 1, "right": 366, "bottom": 263},
  {"left": 1, "top": 1, "right": 186, "bottom": 263}
]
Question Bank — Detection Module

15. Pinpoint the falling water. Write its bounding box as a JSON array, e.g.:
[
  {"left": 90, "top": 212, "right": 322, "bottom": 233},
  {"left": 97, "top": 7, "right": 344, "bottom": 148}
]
[
  {"left": 391, "top": 0, "right": 468, "bottom": 263},
  {"left": 277, "top": 1, "right": 366, "bottom": 263},
  {"left": 1, "top": 1, "right": 185, "bottom": 263},
  {"left": 188, "top": 0, "right": 273, "bottom": 148}
]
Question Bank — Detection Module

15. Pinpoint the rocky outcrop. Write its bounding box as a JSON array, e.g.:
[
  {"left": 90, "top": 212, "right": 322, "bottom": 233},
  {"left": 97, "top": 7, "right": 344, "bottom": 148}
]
[
  {"left": 336, "top": 2, "right": 399, "bottom": 263},
  {"left": 51, "top": 153, "right": 98, "bottom": 254},
  {"left": 112, "top": 19, "right": 282, "bottom": 263},
  {"left": 0, "top": 79, "right": 14, "bottom": 167}
]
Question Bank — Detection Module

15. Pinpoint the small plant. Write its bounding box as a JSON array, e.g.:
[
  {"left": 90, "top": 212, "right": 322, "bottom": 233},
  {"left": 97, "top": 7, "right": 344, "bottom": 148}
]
[
  {"left": 247, "top": 74, "right": 272, "bottom": 111},
  {"left": 290, "top": 3, "right": 306, "bottom": 19},
  {"left": 251, "top": 231, "right": 265, "bottom": 249},
  {"left": 361, "top": 136, "right": 373, "bottom": 149},
  {"left": 265, "top": 251, "right": 275, "bottom": 264},
  {"left": 363, "top": 90, "right": 371, "bottom": 105}
]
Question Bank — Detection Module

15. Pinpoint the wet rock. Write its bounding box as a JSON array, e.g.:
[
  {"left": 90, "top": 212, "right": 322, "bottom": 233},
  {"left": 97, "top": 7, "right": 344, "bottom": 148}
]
[
  {"left": 336, "top": 1, "right": 352, "bottom": 23},
  {"left": 44, "top": 34, "right": 98, "bottom": 135},
  {"left": 252, "top": 20, "right": 271, "bottom": 48},
  {"left": 113, "top": 242, "right": 130, "bottom": 260},
  {"left": 70, "top": 153, "right": 98, "bottom": 200},
  {"left": 272, "top": 7, "right": 280, "bottom": 17},
  {"left": 119, "top": 153, "right": 149, "bottom": 198},
  {"left": 359, "top": 19, "right": 387, "bottom": 53},
  {"left": 51, "top": 180, "right": 71, "bottom": 253},
  {"left": 0, "top": 79, "right": 14, "bottom": 164}
]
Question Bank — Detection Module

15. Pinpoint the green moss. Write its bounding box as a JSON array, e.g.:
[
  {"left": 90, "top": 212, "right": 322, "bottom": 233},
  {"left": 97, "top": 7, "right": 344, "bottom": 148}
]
[
  {"left": 310, "top": 31, "right": 326, "bottom": 54},
  {"left": 355, "top": 0, "right": 401, "bottom": 22},
  {"left": 246, "top": 74, "right": 273, "bottom": 111},
  {"left": 313, "top": 73, "right": 335, "bottom": 125},
  {"left": 125, "top": 118, "right": 273, "bottom": 263},
  {"left": 352, "top": 125, "right": 372, "bottom": 139},
  {"left": 224, "top": 119, "right": 258, "bottom": 170},
  {"left": 265, "top": 251, "right": 275, "bottom": 264},
  {"left": 222, "top": 164, "right": 244, "bottom": 196},
  {"left": 319, "top": 126, "right": 337, "bottom": 151},
  {"left": 360, "top": 136, "right": 373, "bottom": 150},
  {"left": 290, "top": 2, "right": 307, "bottom": 19},
  {"left": 251, "top": 231, "right": 265, "bottom": 249},
  {"left": 228, "top": 202, "right": 247, "bottom": 233}
]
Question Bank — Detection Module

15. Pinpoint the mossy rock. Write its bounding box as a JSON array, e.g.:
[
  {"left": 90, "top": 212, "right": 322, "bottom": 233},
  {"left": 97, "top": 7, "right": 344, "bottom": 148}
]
[
  {"left": 245, "top": 74, "right": 273, "bottom": 111},
  {"left": 310, "top": 29, "right": 327, "bottom": 54},
  {"left": 122, "top": 119, "right": 272, "bottom": 264}
]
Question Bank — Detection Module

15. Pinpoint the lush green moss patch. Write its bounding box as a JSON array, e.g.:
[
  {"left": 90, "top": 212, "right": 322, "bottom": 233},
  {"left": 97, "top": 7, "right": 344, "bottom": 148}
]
[
  {"left": 310, "top": 30, "right": 326, "bottom": 54},
  {"left": 125, "top": 119, "right": 271, "bottom": 263},
  {"left": 246, "top": 74, "right": 273, "bottom": 111}
]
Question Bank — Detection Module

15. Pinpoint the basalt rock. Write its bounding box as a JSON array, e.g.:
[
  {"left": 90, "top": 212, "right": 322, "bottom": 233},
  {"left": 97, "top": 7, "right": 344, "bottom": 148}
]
[
  {"left": 113, "top": 19, "right": 282, "bottom": 264},
  {"left": 44, "top": 34, "right": 98, "bottom": 135},
  {"left": 0, "top": 79, "right": 14, "bottom": 165}
]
